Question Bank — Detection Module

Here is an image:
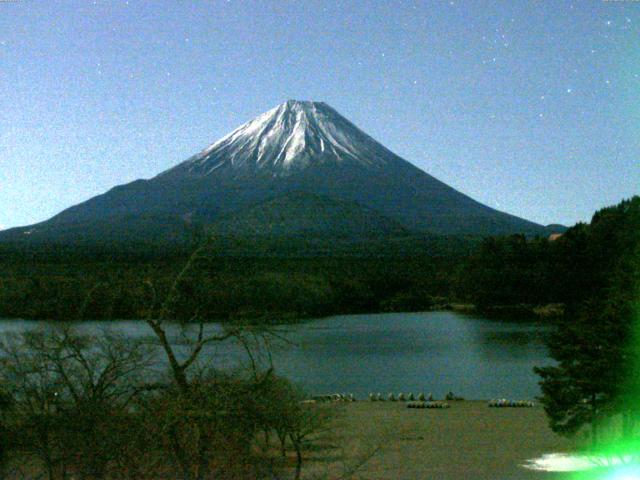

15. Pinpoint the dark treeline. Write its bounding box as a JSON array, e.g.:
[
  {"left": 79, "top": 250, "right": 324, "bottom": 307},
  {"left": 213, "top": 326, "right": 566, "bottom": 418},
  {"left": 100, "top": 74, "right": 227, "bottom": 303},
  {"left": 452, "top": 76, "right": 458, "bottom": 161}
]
[
  {"left": 0, "top": 197, "right": 638, "bottom": 323},
  {"left": 532, "top": 197, "right": 640, "bottom": 452},
  {"left": 0, "top": 236, "right": 477, "bottom": 322},
  {"left": 0, "top": 197, "right": 638, "bottom": 474},
  {"left": 458, "top": 196, "right": 640, "bottom": 315},
  {"left": 0, "top": 237, "right": 374, "bottom": 480}
]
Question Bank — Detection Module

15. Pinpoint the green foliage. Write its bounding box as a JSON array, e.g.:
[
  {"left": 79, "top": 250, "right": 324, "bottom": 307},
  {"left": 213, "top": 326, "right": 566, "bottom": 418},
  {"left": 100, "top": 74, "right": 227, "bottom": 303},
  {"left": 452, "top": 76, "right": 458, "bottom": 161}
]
[
  {"left": 535, "top": 303, "right": 624, "bottom": 438},
  {"left": 456, "top": 197, "right": 640, "bottom": 316},
  {"left": 534, "top": 196, "right": 640, "bottom": 444},
  {"left": 0, "top": 238, "right": 472, "bottom": 321},
  {"left": 457, "top": 234, "right": 555, "bottom": 309},
  {"left": 456, "top": 195, "right": 640, "bottom": 443}
]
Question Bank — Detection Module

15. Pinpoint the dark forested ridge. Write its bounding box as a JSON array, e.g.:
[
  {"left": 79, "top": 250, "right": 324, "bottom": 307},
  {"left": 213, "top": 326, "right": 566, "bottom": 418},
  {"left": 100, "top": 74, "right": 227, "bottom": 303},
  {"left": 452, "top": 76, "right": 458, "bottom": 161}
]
[
  {"left": 457, "top": 196, "right": 640, "bottom": 315},
  {"left": 0, "top": 196, "right": 637, "bottom": 323},
  {"left": 0, "top": 197, "right": 636, "bottom": 479},
  {"left": 0, "top": 234, "right": 477, "bottom": 321}
]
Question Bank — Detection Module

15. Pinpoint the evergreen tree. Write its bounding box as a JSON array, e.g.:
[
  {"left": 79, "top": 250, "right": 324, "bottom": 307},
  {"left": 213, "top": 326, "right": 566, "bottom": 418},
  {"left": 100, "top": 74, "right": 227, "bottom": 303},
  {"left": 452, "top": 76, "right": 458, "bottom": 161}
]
[
  {"left": 535, "top": 196, "right": 640, "bottom": 444},
  {"left": 534, "top": 302, "right": 624, "bottom": 442}
]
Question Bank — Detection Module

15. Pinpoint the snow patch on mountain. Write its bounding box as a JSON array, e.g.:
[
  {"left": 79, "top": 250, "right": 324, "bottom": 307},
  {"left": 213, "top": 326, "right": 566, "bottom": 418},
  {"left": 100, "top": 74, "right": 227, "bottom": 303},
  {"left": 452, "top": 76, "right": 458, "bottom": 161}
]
[{"left": 170, "top": 100, "right": 398, "bottom": 177}]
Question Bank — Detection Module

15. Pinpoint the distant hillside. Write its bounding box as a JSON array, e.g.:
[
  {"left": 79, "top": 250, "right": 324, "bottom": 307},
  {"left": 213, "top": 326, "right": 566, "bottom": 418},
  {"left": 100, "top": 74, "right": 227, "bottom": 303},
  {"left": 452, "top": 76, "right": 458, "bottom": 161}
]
[{"left": 211, "top": 192, "right": 409, "bottom": 239}]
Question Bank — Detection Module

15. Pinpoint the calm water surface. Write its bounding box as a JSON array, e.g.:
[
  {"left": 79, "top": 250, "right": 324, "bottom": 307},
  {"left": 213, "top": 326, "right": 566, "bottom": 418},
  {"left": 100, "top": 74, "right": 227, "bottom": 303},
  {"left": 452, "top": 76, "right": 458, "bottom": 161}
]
[{"left": 0, "top": 311, "right": 552, "bottom": 399}]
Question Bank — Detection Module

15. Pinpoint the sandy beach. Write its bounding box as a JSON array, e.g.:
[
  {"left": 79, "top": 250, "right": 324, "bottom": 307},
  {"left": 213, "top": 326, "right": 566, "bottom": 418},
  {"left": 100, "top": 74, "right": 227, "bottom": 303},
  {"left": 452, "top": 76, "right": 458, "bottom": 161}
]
[{"left": 303, "top": 400, "right": 578, "bottom": 480}]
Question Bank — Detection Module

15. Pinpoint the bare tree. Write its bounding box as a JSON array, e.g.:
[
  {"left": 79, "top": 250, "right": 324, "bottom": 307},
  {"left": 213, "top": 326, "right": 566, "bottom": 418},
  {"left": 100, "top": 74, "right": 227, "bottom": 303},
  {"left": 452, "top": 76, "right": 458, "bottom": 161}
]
[
  {"left": 141, "top": 238, "right": 284, "bottom": 480},
  {"left": 0, "top": 329, "right": 68, "bottom": 480},
  {"left": 143, "top": 238, "right": 244, "bottom": 393},
  {"left": 0, "top": 327, "right": 153, "bottom": 480}
]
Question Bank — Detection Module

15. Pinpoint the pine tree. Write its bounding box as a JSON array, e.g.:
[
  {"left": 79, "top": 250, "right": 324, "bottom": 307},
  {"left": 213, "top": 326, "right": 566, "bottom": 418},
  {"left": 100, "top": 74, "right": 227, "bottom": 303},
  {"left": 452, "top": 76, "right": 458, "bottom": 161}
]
[{"left": 535, "top": 196, "right": 640, "bottom": 445}]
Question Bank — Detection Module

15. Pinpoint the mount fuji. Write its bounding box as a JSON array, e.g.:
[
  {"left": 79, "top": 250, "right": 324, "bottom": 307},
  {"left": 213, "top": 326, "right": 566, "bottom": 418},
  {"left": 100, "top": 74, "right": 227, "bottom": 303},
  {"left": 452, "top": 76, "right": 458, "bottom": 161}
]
[{"left": 1, "top": 100, "right": 553, "bottom": 245}]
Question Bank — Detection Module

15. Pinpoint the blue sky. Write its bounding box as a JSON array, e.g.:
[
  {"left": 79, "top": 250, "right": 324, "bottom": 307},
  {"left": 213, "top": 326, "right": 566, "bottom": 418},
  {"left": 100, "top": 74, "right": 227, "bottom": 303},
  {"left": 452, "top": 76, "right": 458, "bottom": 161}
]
[{"left": 1, "top": 0, "right": 638, "bottom": 229}]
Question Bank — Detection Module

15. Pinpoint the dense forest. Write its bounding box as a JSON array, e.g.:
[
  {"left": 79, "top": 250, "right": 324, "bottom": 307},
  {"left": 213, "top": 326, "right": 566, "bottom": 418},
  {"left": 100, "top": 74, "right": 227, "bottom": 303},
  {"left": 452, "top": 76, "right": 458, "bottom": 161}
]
[
  {"left": 0, "top": 236, "right": 477, "bottom": 322},
  {"left": 458, "top": 196, "right": 640, "bottom": 313},
  {"left": 532, "top": 196, "right": 640, "bottom": 451},
  {"left": 0, "top": 197, "right": 637, "bottom": 323}
]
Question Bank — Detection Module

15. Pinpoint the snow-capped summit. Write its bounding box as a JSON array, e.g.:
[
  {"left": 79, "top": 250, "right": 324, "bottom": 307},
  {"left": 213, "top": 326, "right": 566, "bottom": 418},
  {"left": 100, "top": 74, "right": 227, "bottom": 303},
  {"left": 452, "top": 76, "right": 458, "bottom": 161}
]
[
  {"left": 0, "top": 100, "right": 553, "bottom": 244},
  {"left": 168, "top": 100, "right": 396, "bottom": 177}
]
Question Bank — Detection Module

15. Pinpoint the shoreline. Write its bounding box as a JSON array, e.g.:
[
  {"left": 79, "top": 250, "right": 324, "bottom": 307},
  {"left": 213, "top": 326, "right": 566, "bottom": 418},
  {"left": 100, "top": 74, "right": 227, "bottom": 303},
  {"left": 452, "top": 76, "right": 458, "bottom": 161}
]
[{"left": 0, "top": 303, "right": 564, "bottom": 324}]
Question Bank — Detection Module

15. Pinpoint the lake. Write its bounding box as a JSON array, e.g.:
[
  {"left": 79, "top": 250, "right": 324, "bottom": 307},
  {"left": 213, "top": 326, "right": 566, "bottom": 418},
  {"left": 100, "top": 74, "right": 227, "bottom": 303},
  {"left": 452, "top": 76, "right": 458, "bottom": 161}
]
[{"left": 0, "top": 311, "right": 552, "bottom": 400}]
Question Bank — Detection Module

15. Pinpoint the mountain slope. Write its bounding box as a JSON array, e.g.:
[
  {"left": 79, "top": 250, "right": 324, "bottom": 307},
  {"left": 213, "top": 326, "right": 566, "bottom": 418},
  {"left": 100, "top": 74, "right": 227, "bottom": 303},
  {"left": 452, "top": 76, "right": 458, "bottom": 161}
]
[
  {"left": 211, "top": 192, "right": 410, "bottom": 238},
  {"left": 0, "top": 100, "right": 551, "bottom": 244},
  {"left": 162, "top": 100, "right": 394, "bottom": 177}
]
